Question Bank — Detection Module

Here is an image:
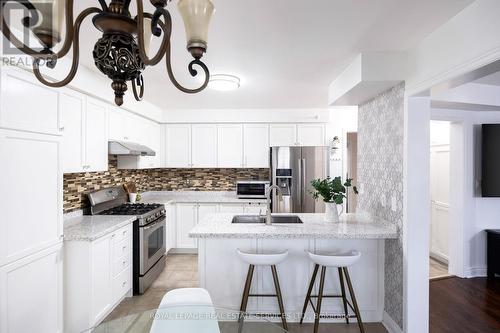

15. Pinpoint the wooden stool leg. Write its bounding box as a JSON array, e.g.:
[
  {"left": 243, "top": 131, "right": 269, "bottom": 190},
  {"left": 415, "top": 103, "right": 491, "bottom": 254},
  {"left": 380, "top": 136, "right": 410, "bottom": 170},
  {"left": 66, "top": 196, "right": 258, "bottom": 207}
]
[
  {"left": 238, "top": 265, "right": 255, "bottom": 333},
  {"left": 300, "top": 264, "right": 319, "bottom": 324},
  {"left": 271, "top": 265, "right": 288, "bottom": 331},
  {"left": 338, "top": 267, "right": 350, "bottom": 324},
  {"left": 314, "top": 266, "right": 327, "bottom": 333},
  {"left": 343, "top": 267, "right": 365, "bottom": 333}
]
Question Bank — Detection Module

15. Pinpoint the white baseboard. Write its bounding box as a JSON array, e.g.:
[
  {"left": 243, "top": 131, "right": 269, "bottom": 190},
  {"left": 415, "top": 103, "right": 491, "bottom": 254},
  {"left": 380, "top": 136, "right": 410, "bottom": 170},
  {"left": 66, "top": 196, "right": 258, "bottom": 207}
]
[
  {"left": 382, "top": 311, "right": 403, "bottom": 333},
  {"left": 430, "top": 251, "right": 449, "bottom": 265},
  {"left": 464, "top": 266, "right": 487, "bottom": 278}
]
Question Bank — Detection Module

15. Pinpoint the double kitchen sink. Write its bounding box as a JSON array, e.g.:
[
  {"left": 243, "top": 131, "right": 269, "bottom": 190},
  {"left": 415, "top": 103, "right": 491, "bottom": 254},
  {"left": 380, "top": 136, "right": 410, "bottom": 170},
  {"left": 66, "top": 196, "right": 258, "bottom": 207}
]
[{"left": 232, "top": 215, "right": 303, "bottom": 224}]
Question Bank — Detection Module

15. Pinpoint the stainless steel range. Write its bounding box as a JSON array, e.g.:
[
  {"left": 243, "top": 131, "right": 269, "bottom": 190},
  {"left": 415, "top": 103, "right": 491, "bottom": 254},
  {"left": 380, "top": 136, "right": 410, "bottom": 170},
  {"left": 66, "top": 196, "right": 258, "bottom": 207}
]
[{"left": 88, "top": 186, "right": 166, "bottom": 294}]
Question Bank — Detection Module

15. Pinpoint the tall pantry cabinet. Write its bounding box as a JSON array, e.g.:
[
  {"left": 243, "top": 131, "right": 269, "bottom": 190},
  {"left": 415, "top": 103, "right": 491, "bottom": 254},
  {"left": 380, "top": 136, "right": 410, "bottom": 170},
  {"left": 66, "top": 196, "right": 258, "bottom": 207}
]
[{"left": 0, "top": 67, "right": 63, "bottom": 333}]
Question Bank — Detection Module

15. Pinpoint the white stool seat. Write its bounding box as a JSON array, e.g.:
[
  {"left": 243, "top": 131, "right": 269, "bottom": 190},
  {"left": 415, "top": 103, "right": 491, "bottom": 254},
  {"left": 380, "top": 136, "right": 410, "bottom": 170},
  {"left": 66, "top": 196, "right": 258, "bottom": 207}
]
[
  {"left": 159, "top": 288, "right": 214, "bottom": 307},
  {"left": 306, "top": 250, "right": 361, "bottom": 267},
  {"left": 237, "top": 249, "right": 288, "bottom": 266},
  {"left": 151, "top": 288, "right": 220, "bottom": 333}
]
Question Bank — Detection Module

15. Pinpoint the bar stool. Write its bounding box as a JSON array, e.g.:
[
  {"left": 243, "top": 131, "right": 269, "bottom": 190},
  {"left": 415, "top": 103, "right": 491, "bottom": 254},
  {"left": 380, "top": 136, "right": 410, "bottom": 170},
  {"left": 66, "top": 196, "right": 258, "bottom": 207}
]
[
  {"left": 300, "top": 250, "right": 364, "bottom": 333},
  {"left": 236, "top": 249, "right": 289, "bottom": 333}
]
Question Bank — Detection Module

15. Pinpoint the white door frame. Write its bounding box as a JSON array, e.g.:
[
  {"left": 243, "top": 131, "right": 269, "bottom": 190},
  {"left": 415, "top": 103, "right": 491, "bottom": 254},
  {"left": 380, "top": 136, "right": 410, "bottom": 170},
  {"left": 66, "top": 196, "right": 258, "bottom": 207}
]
[{"left": 404, "top": 53, "right": 500, "bottom": 333}]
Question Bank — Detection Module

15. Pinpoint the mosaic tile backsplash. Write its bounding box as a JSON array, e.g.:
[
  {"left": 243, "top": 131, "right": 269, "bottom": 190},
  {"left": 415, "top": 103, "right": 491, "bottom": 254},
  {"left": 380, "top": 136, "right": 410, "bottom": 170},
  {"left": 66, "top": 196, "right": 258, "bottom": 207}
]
[
  {"left": 63, "top": 156, "right": 269, "bottom": 213},
  {"left": 358, "top": 83, "right": 404, "bottom": 329}
]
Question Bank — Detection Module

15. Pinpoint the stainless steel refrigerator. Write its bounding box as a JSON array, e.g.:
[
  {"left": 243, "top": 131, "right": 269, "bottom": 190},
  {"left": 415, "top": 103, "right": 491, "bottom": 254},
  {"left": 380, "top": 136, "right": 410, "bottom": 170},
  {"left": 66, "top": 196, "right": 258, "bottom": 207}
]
[{"left": 270, "top": 146, "right": 329, "bottom": 213}]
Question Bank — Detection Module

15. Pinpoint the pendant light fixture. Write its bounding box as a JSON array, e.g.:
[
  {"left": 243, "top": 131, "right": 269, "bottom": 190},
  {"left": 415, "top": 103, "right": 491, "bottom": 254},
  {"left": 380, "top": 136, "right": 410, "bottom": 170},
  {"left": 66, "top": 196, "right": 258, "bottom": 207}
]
[{"left": 0, "top": 0, "right": 215, "bottom": 106}]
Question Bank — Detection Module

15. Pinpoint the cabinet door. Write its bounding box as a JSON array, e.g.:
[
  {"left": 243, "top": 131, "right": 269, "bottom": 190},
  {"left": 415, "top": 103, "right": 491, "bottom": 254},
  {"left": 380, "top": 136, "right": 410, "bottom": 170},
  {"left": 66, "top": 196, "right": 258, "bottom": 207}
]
[
  {"left": 217, "top": 124, "right": 243, "bottom": 168},
  {"left": 296, "top": 124, "right": 325, "bottom": 146},
  {"left": 142, "top": 121, "right": 161, "bottom": 169},
  {"left": 269, "top": 124, "right": 297, "bottom": 146},
  {"left": 85, "top": 98, "right": 108, "bottom": 172},
  {"left": 176, "top": 204, "right": 198, "bottom": 248},
  {"left": 108, "top": 107, "right": 126, "bottom": 141},
  {"left": 60, "top": 90, "right": 85, "bottom": 173},
  {"left": 0, "top": 68, "right": 61, "bottom": 135},
  {"left": 165, "top": 125, "right": 191, "bottom": 167},
  {"left": 219, "top": 204, "right": 245, "bottom": 214},
  {"left": 192, "top": 124, "right": 217, "bottom": 168},
  {"left": 0, "top": 130, "right": 62, "bottom": 266},
  {"left": 197, "top": 203, "right": 218, "bottom": 224},
  {"left": 0, "top": 244, "right": 63, "bottom": 333},
  {"left": 91, "top": 235, "right": 113, "bottom": 323},
  {"left": 243, "top": 124, "right": 269, "bottom": 168}
]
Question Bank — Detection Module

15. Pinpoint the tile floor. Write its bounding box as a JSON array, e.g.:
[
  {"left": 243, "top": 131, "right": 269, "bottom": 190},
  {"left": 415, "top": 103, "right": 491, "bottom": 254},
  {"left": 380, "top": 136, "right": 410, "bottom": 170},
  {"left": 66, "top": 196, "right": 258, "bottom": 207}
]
[
  {"left": 103, "top": 253, "right": 388, "bottom": 333},
  {"left": 429, "top": 257, "right": 450, "bottom": 279}
]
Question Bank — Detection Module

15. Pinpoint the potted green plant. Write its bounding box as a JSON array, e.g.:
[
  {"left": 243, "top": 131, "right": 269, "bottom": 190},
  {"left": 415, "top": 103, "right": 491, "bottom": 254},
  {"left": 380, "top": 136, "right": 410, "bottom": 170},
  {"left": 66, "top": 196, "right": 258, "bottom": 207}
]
[{"left": 310, "top": 177, "right": 358, "bottom": 222}]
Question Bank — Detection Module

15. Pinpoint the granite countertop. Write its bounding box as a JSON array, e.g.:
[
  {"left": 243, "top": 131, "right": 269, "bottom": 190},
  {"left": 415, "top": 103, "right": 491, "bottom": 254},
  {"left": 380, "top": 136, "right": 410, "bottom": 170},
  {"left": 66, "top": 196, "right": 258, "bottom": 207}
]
[
  {"left": 64, "top": 215, "right": 136, "bottom": 241},
  {"left": 189, "top": 213, "right": 398, "bottom": 239},
  {"left": 141, "top": 191, "right": 268, "bottom": 204}
]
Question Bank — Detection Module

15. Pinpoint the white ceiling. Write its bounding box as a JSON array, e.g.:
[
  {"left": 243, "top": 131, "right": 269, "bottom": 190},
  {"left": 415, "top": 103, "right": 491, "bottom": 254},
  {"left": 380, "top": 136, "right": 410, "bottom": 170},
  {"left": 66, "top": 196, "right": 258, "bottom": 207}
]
[{"left": 75, "top": 0, "right": 473, "bottom": 110}]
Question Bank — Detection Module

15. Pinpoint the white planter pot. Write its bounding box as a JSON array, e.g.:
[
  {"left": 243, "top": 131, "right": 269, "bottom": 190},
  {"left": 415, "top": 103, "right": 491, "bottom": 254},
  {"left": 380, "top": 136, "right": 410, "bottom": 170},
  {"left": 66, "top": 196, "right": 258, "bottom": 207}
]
[
  {"left": 129, "top": 193, "right": 137, "bottom": 203},
  {"left": 324, "top": 202, "right": 343, "bottom": 223}
]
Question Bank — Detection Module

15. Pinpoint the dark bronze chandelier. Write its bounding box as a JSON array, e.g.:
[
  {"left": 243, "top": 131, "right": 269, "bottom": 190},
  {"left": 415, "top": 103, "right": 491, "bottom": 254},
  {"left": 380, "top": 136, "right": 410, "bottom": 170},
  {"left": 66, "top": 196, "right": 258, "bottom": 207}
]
[{"left": 0, "top": 0, "right": 214, "bottom": 105}]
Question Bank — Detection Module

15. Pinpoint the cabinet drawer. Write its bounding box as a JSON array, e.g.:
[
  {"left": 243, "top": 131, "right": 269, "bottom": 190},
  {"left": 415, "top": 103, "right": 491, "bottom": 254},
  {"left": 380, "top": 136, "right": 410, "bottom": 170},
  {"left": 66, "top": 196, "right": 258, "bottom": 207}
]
[
  {"left": 113, "top": 267, "right": 132, "bottom": 301},
  {"left": 113, "top": 251, "right": 132, "bottom": 277},
  {"left": 113, "top": 237, "right": 132, "bottom": 259},
  {"left": 111, "top": 224, "right": 132, "bottom": 244}
]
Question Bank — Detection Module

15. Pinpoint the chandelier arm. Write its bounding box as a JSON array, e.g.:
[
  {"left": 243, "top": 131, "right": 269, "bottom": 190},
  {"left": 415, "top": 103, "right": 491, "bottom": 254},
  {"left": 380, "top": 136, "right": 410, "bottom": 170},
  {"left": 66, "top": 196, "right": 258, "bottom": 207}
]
[
  {"left": 159, "top": 19, "right": 210, "bottom": 94},
  {"left": 134, "top": 1, "right": 170, "bottom": 66},
  {"left": 132, "top": 75, "right": 145, "bottom": 101},
  {"left": 96, "top": 0, "right": 108, "bottom": 11},
  {"left": 32, "top": 7, "right": 101, "bottom": 87}
]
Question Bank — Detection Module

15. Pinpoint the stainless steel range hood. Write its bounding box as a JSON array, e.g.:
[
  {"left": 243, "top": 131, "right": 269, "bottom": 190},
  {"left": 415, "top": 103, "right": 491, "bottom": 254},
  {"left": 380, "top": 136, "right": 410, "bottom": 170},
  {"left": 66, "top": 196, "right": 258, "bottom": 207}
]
[{"left": 108, "top": 140, "right": 156, "bottom": 156}]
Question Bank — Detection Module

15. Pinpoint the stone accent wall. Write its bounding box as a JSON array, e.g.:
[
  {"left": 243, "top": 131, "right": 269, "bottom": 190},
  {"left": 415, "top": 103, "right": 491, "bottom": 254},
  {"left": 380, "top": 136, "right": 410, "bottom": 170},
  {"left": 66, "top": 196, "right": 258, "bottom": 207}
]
[
  {"left": 357, "top": 83, "right": 404, "bottom": 329},
  {"left": 63, "top": 156, "right": 269, "bottom": 213}
]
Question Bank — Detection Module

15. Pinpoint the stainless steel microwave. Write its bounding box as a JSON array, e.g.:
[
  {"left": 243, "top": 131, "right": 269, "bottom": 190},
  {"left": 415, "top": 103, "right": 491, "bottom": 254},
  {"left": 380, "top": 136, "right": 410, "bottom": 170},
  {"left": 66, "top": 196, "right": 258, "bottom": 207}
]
[{"left": 236, "top": 181, "right": 270, "bottom": 199}]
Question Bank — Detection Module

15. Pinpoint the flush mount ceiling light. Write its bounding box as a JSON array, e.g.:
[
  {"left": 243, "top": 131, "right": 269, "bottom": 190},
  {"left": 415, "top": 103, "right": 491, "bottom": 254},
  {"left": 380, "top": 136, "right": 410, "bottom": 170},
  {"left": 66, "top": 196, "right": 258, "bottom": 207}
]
[
  {"left": 208, "top": 74, "right": 240, "bottom": 91},
  {"left": 0, "top": 0, "right": 215, "bottom": 106}
]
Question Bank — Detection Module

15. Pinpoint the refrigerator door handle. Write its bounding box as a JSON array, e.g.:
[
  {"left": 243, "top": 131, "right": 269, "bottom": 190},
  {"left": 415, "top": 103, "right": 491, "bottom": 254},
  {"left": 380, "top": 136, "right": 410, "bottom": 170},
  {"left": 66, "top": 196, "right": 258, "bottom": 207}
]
[
  {"left": 302, "top": 158, "right": 306, "bottom": 210},
  {"left": 297, "top": 158, "right": 302, "bottom": 212}
]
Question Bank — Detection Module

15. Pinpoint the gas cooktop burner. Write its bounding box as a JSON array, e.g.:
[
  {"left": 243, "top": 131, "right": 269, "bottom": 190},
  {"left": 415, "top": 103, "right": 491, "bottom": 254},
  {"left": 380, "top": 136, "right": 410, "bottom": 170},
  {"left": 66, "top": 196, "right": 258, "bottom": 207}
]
[{"left": 100, "top": 203, "right": 162, "bottom": 216}]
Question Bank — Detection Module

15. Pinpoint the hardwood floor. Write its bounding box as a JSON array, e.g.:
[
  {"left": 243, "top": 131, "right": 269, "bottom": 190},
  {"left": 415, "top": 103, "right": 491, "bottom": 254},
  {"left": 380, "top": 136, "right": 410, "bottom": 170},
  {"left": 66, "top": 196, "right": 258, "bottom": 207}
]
[{"left": 430, "top": 277, "right": 500, "bottom": 333}]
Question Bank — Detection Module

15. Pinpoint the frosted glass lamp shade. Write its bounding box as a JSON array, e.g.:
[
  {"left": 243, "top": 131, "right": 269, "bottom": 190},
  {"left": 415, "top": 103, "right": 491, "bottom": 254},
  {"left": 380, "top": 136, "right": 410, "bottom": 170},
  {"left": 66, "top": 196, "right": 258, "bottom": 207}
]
[
  {"left": 143, "top": 17, "right": 153, "bottom": 55},
  {"left": 31, "top": 0, "right": 65, "bottom": 45},
  {"left": 178, "top": 0, "right": 214, "bottom": 55}
]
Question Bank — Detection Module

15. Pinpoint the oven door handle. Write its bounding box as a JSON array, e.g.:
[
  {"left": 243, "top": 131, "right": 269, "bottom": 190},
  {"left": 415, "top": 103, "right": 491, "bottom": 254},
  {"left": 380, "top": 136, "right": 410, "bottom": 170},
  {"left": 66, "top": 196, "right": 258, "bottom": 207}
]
[{"left": 143, "top": 218, "right": 164, "bottom": 231}]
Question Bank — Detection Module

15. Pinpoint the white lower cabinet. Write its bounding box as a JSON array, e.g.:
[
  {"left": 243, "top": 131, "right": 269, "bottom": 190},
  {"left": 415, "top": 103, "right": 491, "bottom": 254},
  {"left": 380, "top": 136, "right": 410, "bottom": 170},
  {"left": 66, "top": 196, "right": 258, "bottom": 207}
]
[
  {"left": 176, "top": 204, "right": 198, "bottom": 249},
  {"left": 0, "top": 243, "right": 63, "bottom": 333},
  {"left": 64, "top": 224, "right": 133, "bottom": 333},
  {"left": 219, "top": 204, "right": 245, "bottom": 214},
  {"left": 172, "top": 202, "right": 265, "bottom": 250}
]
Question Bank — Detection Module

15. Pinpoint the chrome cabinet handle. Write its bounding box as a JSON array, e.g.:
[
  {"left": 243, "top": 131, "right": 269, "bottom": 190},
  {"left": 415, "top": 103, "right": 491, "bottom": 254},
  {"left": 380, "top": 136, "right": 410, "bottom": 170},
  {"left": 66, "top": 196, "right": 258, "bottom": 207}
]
[{"left": 59, "top": 126, "right": 65, "bottom": 132}]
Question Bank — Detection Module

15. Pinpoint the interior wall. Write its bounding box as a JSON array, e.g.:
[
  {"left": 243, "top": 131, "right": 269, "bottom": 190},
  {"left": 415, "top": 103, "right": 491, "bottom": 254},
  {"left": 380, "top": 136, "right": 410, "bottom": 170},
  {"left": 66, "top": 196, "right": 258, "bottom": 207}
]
[
  {"left": 432, "top": 109, "right": 500, "bottom": 277},
  {"left": 357, "top": 83, "right": 404, "bottom": 329}
]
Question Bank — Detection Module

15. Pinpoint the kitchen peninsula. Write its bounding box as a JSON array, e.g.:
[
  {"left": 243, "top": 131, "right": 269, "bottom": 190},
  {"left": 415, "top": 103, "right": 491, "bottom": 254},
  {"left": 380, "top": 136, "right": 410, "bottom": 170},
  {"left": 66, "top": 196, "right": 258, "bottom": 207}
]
[{"left": 190, "top": 213, "right": 398, "bottom": 323}]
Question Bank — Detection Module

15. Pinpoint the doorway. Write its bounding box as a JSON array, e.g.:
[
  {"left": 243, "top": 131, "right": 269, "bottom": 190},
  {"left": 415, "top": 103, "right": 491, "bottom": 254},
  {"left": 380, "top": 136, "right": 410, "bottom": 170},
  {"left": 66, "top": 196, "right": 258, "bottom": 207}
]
[
  {"left": 429, "top": 121, "right": 452, "bottom": 279},
  {"left": 346, "top": 132, "right": 358, "bottom": 213}
]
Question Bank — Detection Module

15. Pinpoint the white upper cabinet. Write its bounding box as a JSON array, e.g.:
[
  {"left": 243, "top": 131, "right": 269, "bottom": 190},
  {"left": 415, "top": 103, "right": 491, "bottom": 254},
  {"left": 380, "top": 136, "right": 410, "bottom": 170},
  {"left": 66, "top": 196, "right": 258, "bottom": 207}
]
[
  {"left": 165, "top": 124, "right": 192, "bottom": 168},
  {"left": 243, "top": 124, "right": 269, "bottom": 168},
  {"left": 0, "top": 129, "right": 62, "bottom": 266},
  {"left": 61, "top": 92, "right": 108, "bottom": 173},
  {"left": 192, "top": 124, "right": 217, "bottom": 168},
  {"left": 217, "top": 124, "right": 243, "bottom": 168},
  {"left": 269, "top": 124, "right": 297, "bottom": 146},
  {"left": 85, "top": 98, "right": 108, "bottom": 172},
  {"left": 0, "top": 68, "right": 61, "bottom": 136},
  {"left": 108, "top": 107, "right": 127, "bottom": 141},
  {"left": 296, "top": 123, "right": 325, "bottom": 146},
  {"left": 60, "top": 90, "right": 85, "bottom": 173}
]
